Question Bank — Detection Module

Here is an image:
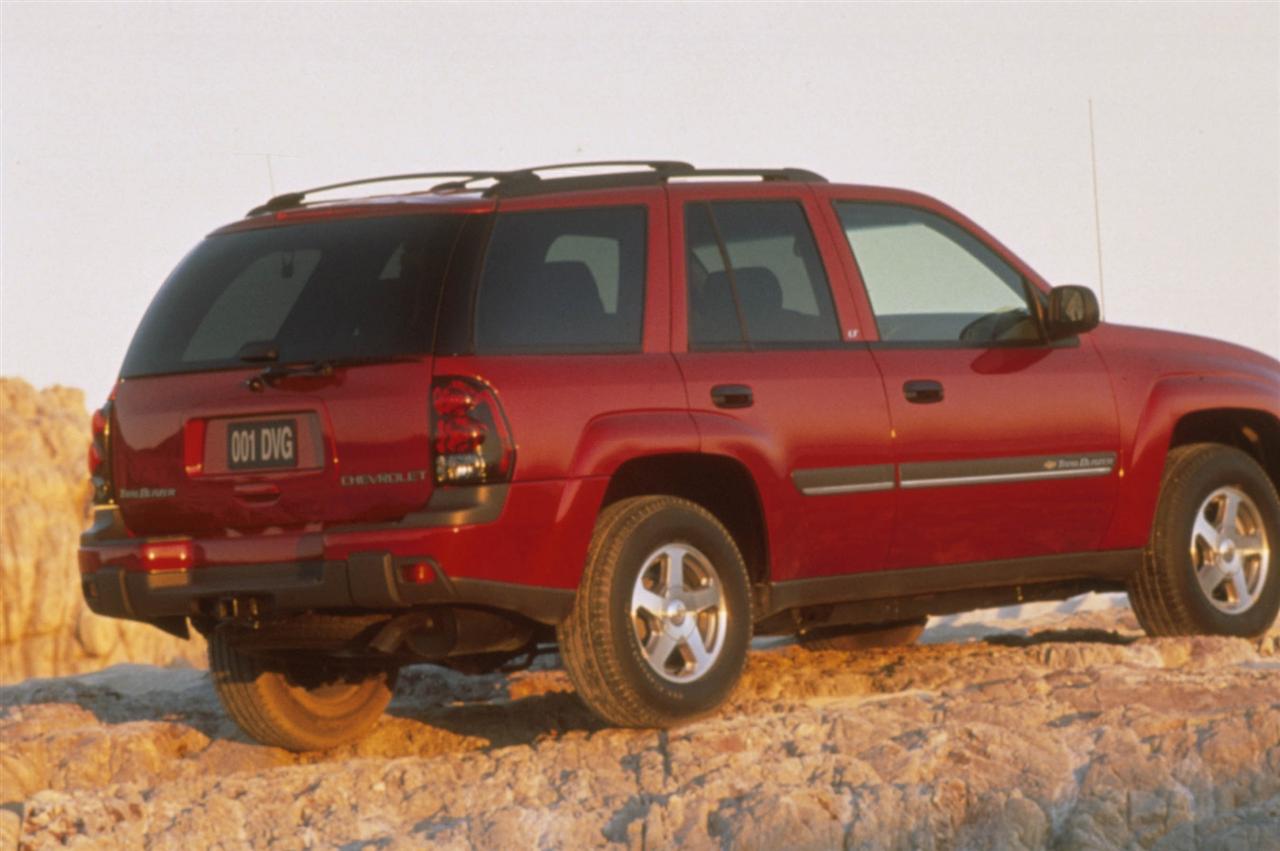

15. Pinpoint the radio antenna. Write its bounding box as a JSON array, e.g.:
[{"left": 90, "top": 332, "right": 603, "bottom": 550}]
[
  {"left": 232, "top": 152, "right": 297, "bottom": 197},
  {"left": 1088, "top": 98, "right": 1106, "bottom": 317}
]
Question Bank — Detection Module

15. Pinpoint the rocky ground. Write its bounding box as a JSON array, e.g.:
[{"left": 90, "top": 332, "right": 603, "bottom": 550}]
[{"left": 3, "top": 606, "right": 1278, "bottom": 850}]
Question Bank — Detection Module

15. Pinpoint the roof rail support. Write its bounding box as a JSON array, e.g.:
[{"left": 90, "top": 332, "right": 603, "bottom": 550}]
[{"left": 246, "top": 171, "right": 505, "bottom": 216}]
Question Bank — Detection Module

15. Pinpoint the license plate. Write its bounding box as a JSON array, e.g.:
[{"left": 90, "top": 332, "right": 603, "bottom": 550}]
[{"left": 227, "top": 419, "right": 298, "bottom": 471}]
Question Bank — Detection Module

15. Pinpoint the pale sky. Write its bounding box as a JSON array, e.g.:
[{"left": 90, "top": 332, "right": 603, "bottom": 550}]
[{"left": 3, "top": 2, "right": 1277, "bottom": 406}]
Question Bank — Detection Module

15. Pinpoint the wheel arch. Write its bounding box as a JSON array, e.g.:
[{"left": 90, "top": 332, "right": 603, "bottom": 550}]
[
  {"left": 1170, "top": 408, "right": 1280, "bottom": 491},
  {"left": 1104, "top": 374, "right": 1280, "bottom": 548},
  {"left": 599, "top": 453, "right": 771, "bottom": 586}
]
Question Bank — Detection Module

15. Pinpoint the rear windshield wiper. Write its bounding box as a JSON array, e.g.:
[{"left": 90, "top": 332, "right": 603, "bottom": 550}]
[
  {"left": 261, "top": 360, "right": 336, "bottom": 380},
  {"left": 235, "top": 340, "right": 324, "bottom": 389},
  {"left": 242, "top": 354, "right": 419, "bottom": 391}
]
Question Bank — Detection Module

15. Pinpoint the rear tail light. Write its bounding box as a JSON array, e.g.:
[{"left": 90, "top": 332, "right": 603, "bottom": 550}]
[
  {"left": 430, "top": 376, "right": 514, "bottom": 485},
  {"left": 89, "top": 400, "right": 114, "bottom": 504}
]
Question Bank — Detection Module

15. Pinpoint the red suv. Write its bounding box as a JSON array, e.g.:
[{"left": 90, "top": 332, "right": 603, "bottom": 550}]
[{"left": 80, "top": 161, "right": 1280, "bottom": 750}]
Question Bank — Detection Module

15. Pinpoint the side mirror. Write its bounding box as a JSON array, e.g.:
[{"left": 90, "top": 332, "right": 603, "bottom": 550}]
[{"left": 1046, "top": 285, "right": 1100, "bottom": 339}]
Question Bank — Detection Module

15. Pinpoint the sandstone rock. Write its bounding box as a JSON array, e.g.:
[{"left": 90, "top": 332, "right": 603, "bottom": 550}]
[{"left": 0, "top": 377, "right": 204, "bottom": 683}]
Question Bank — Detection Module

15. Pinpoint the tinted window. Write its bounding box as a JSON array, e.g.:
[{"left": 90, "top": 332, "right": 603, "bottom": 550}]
[
  {"left": 835, "top": 203, "right": 1039, "bottom": 344},
  {"left": 121, "top": 215, "right": 464, "bottom": 378},
  {"left": 685, "top": 204, "right": 742, "bottom": 346},
  {"left": 686, "top": 201, "right": 840, "bottom": 348},
  {"left": 181, "top": 250, "right": 320, "bottom": 362},
  {"left": 474, "top": 207, "right": 646, "bottom": 353}
]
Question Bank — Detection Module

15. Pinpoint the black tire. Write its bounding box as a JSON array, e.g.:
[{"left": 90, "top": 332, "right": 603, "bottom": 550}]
[
  {"left": 1128, "top": 443, "right": 1280, "bottom": 639},
  {"left": 557, "top": 496, "right": 753, "bottom": 728},
  {"left": 798, "top": 617, "right": 928, "bottom": 652},
  {"left": 209, "top": 627, "right": 397, "bottom": 751}
]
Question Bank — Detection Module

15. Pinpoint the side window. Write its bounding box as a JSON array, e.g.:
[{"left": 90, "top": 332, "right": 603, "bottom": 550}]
[
  {"left": 834, "top": 203, "right": 1039, "bottom": 344},
  {"left": 475, "top": 206, "right": 646, "bottom": 352},
  {"left": 686, "top": 201, "right": 840, "bottom": 348}
]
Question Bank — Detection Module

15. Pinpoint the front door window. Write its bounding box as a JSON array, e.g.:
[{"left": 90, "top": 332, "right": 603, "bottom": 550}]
[{"left": 834, "top": 203, "right": 1040, "bottom": 345}]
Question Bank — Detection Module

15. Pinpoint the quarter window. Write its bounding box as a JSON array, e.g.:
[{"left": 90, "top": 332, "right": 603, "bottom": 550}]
[
  {"left": 474, "top": 207, "right": 646, "bottom": 353},
  {"left": 685, "top": 201, "right": 840, "bottom": 348},
  {"left": 835, "top": 203, "right": 1040, "bottom": 345}
]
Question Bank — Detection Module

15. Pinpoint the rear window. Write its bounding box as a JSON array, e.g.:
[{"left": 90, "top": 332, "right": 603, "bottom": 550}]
[
  {"left": 121, "top": 215, "right": 464, "bottom": 378},
  {"left": 473, "top": 206, "right": 646, "bottom": 353}
]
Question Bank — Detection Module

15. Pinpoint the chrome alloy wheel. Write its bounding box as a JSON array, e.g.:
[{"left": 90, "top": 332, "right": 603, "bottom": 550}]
[
  {"left": 1190, "top": 485, "right": 1271, "bottom": 614},
  {"left": 630, "top": 543, "right": 728, "bottom": 683}
]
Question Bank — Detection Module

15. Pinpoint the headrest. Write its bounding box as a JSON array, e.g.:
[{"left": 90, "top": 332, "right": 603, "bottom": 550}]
[
  {"left": 702, "top": 270, "right": 733, "bottom": 298},
  {"left": 537, "top": 261, "right": 603, "bottom": 315},
  {"left": 732, "top": 266, "right": 783, "bottom": 313}
]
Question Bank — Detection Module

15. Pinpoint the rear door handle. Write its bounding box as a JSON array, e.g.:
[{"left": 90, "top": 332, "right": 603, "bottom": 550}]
[
  {"left": 903, "top": 379, "right": 944, "bottom": 404},
  {"left": 711, "top": 384, "right": 754, "bottom": 409}
]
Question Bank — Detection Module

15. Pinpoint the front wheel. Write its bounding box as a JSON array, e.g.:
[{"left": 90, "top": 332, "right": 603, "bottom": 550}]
[
  {"left": 1129, "top": 443, "right": 1280, "bottom": 638},
  {"left": 209, "top": 628, "right": 397, "bottom": 751},
  {"left": 557, "top": 496, "right": 752, "bottom": 727}
]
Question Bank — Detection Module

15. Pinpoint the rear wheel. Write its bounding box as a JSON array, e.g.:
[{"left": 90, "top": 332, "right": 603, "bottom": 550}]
[
  {"left": 209, "top": 628, "right": 396, "bottom": 751},
  {"left": 557, "top": 496, "right": 752, "bottom": 727},
  {"left": 798, "top": 617, "right": 927, "bottom": 652},
  {"left": 1129, "top": 443, "right": 1279, "bottom": 638}
]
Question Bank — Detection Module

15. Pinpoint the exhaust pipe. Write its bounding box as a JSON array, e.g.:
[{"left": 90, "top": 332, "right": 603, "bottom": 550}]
[{"left": 369, "top": 607, "right": 532, "bottom": 660}]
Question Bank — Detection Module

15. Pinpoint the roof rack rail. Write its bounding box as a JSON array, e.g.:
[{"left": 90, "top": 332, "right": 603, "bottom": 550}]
[
  {"left": 245, "top": 171, "right": 506, "bottom": 216},
  {"left": 479, "top": 162, "right": 826, "bottom": 198},
  {"left": 245, "top": 162, "right": 829, "bottom": 214},
  {"left": 666, "top": 167, "right": 827, "bottom": 183},
  {"left": 442, "top": 161, "right": 700, "bottom": 199},
  {"left": 507, "top": 160, "right": 696, "bottom": 178}
]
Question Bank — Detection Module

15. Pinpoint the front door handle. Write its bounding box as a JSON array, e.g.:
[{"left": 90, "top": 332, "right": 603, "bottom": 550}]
[
  {"left": 903, "top": 379, "right": 944, "bottom": 404},
  {"left": 711, "top": 384, "right": 754, "bottom": 409}
]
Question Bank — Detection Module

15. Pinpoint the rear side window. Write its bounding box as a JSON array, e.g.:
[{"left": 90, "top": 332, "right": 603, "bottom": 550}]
[
  {"left": 685, "top": 201, "right": 840, "bottom": 349},
  {"left": 474, "top": 206, "right": 646, "bottom": 353},
  {"left": 121, "top": 215, "right": 464, "bottom": 377}
]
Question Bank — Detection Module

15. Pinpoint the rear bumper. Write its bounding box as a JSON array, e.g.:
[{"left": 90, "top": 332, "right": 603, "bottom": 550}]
[
  {"left": 77, "top": 479, "right": 602, "bottom": 629},
  {"left": 81, "top": 556, "right": 573, "bottom": 626}
]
